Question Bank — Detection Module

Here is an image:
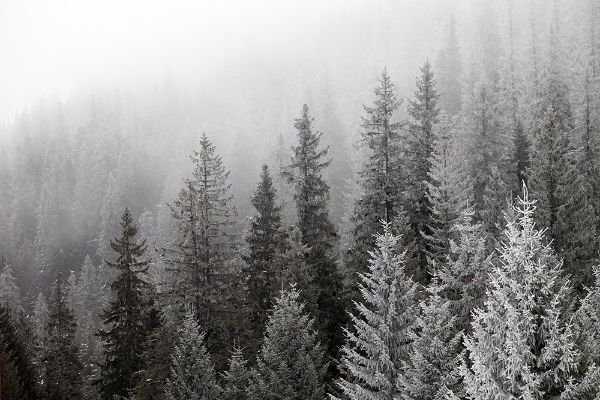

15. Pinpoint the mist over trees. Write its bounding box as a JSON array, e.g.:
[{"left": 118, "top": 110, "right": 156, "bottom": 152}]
[{"left": 1, "top": 0, "right": 600, "bottom": 398}]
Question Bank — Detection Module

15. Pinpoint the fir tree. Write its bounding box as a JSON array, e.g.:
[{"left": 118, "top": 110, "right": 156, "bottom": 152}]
[
  {"left": 459, "top": 187, "right": 597, "bottom": 399},
  {"left": 438, "top": 207, "right": 490, "bottom": 333},
  {"left": 97, "top": 208, "right": 152, "bottom": 400},
  {"left": 424, "top": 113, "right": 470, "bottom": 269},
  {"left": 164, "top": 308, "right": 221, "bottom": 400},
  {"left": 43, "top": 274, "right": 83, "bottom": 400},
  {"left": 348, "top": 68, "right": 405, "bottom": 279},
  {"left": 165, "top": 133, "right": 239, "bottom": 368},
  {"left": 222, "top": 346, "right": 250, "bottom": 400},
  {"left": 333, "top": 223, "right": 418, "bottom": 400},
  {"left": 249, "top": 287, "right": 325, "bottom": 400},
  {"left": 398, "top": 279, "right": 462, "bottom": 400},
  {"left": 283, "top": 104, "right": 344, "bottom": 376},
  {"left": 244, "top": 165, "right": 286, "bottom": 343},
  {"left": 0, "top": 265, "right": 23, "bottom": 318},
  {"left": 405, "top": 59, "right": 440, "bottom": 282}
]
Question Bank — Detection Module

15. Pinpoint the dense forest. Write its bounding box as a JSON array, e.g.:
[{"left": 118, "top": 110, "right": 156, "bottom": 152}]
[{"left": 2, "top": 0, "right": 600, "bottom": 399}]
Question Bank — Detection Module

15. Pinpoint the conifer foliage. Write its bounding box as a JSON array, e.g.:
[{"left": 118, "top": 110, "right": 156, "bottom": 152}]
[
  {"left": 333, "top": 222, "right": 418, "bottom": 400},
  {"left": 97, "top": 208, "right": 152, "bottom": 400}
]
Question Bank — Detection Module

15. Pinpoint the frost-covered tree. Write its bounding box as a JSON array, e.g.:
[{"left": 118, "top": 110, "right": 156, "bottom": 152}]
[
  {"left": 43, "top": 274, "right": 82, "bottom": 400},
  {"left": 424, "top": 113, "right": 470, "bottom": 270},
  {"left": 249, "top": 288, "right": 325, "bottom": 400},
  {"left": 405, "top": 59, "right": 440, "bottom": 283},
  {"left": 97, "top": 208, "right": 152, "bottom": 400},
  {"left": 164, "top": 308, "right": 221, "bottom": 400},
  {"left": 349, "top": 68, "right": 405, "bottom": 278},
  {"left": 333, "top": 223, "right": 418, "bottom": 400},
  {"left": 398, "top": 279, "right": 462, "bottom": 400},
  {"left": 283, "top": 104, "right": 344, "bottom": 374},
  {"left": 222, "top": 346, "right": 250, "bottom": 400},
  {"left": 438, "top": 207, "right": 490, "bottom": 333},
  {"left": 459, "top": 187, "right": 597, "bottom": 399}
]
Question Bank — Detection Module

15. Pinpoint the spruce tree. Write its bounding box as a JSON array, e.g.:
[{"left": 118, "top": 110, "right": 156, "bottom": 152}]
[
  {"left": 244, "top": 165, "right": 286, "bottom": 343},
  {"left": 424, "top": 113, "right": 470, "bottom": 269},
  {"left": 249, "top": 287, "right": 325, "bottom": 400},
  {"left": 283, "top": 104, "right": 344, "bottom": 376},
  {"left": 459, "top": 187, "right": 597, "bottom": 399},
  {"left": 398, "top": 279, "right": 462, "bottom": 400},
  {"left": 333, "top": 223, "right": 418, "bottom": 400},
  {"left": 405, "top": 59, "right": 440, "bottom": 282},
  {"left": 348, "top": 68, "right": 405, "bottom": 278},
  {"left": 97, "top": 208, "right": 152, "bottom": 400},
  {"left": 222, "top": 346, "right": 250, "bottom": 400},
  {"left": 0, "top": 265, "right": 23, "bottom": 318},
  {"left": 165, "top": 133, "right": 239, "bottom": 368},
  {"left": 438, "top": 207, "right": 491, "bottom": 333},
  {"left": 43, "top": 274, "right": 83, "bottom": 400},
  {"left": 164, "top": 307, "right": 221, "bottom": 400}
]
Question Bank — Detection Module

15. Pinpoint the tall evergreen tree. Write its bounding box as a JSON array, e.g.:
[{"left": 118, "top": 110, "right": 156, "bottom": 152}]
[
  {"left": 424, "top": 113, "right": 470, "bottom": 269},
  {"left": 164, "top": 308, "right": 221, "bottom": 400},
  {"left": 43, "top": 274, "right": 82, "bottom": 400},
  {"left": 283, "top": 104, "right": 344, "bottom": 376},
  {"left": 165, "top": 133, "right": 239, "bottom": 368},
  {"left": 333, "top": 223, "right": 418, "bottom": 400},
  {"left": 244, "top": 165, "right": 286, "bottom": 343},
  {"left": 398, "top": 279, "right": 462, "bottom": 400},
  {"left": 405, "top": 59, "right": 440, "bottom": 282},
  {"left": 458, "top": 187, "right": 597, "bottom": 399},
  {"left": 348, "top": 68, "right": 406, "bottom": 285},
  {"left": 0, "top": 265, "right": 23, "bottom": 318},
  {"left": 249, "top": 287, "right": 325, "bottom": 400},
  {"left": 97, "top": 208, "right": 152, "bottom": 400}
]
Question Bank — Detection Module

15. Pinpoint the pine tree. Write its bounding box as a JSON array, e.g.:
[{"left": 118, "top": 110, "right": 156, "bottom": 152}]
[
  {"left": 164, "top": 308, "right": 221, "bottom": 400},
  {"left": 348, "top": 68, "right": 405, "bottom": 278},
  {"left": 283, "top": 104, "right": 344, "bottom": 376},
  {"left": 244, "top": 165, "right": 286, "bottom": 342},
  {"left": 97, "top": 208, "right": 152, "bottom": 400},
  {"left": 43, "top": 274, "right": 83, "bottom": 400},
  {"left": 437, "top": 16, "right": 462, "bottom": 116},
  {"left": 222, "top": 346, "right": 250, "bottom": 400},
  {"left": 424, "top": 113, "right": 470, "bottom": 269},
  {"left": 398, "top": 279, "right": 462, "bottom": 400},
  {"left": 405, "top": 59, "right": 440, "bottom": 282},
  {"left": 459, "top": 187, "right": 597, "bottom": 399},
  {"left": 333, "top": 223, "right": 418, "bottom": 400},
  {"left": 438, "top": 207, "right": 490, "bottom": 333},
  {"left": 32, "top": 292, "right": 48, "bottom": 382},
  {"left": 249, "top": 287, "right": 325, "bottom": 400},
  {"left": 165, "top": 133, "right": 239, "bottom": 368}
]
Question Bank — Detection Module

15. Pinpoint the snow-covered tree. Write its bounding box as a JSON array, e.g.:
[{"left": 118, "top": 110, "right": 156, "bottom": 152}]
[
  {"left": 405, "top": 59, "right": 440, "bottom": 283},
  {"left": 333, "top": 222, "right": 418, "bottom": 400},
  {"left": 222, "top": 346, "right": 250, "bottom": 400},
  {"left": 438, "top": 207, "right": 491, "bottom": 333},
  {"left": 164, "top": 308, "right": 221, "bottom": 400},
  {"left": 424, "top": 113, "right": 470, "bottom": 269},
  {"left": 398, "top": 279, "right": 462, "bottom": 400},
  {"left": 249, "top": 287, "right": 325, "bottom": 400},
  {"left": 0, "top": 265, "right": 23, "bottom": 317},
  {"left": 459, "top": 187, "right": 597, "bottom": 399}
]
